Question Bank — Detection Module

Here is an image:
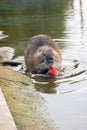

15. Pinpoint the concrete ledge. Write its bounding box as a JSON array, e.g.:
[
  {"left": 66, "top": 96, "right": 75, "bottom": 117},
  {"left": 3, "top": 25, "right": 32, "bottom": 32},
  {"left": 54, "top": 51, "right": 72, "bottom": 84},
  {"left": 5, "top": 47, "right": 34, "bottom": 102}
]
[{"left": 0, "top": 88, "right": 17, "bottom": 130}]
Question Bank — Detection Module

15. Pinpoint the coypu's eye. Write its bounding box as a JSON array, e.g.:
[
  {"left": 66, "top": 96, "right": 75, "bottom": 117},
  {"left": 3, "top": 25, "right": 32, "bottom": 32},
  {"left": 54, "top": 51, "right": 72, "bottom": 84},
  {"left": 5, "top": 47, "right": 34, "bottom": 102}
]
[{"left": 42, "top": 51, "right": 46, "bottom": 56}]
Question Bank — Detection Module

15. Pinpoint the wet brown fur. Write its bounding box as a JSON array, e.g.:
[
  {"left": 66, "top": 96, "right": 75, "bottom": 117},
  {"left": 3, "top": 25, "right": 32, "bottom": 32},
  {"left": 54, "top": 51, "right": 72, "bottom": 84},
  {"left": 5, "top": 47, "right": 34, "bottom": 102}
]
[{"left": 24, "top": 34, "right": 62, "bottom": 74}]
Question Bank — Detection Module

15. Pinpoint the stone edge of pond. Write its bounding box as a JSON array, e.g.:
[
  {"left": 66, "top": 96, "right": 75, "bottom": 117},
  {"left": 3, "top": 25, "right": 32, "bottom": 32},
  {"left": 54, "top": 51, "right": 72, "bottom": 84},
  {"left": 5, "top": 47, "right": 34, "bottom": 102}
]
[
  {"left": 0, "top": 66, "right": 59, "bottom": 130},
  {"left": 0, "top": 87, "right": 18, "bottom": 130}
]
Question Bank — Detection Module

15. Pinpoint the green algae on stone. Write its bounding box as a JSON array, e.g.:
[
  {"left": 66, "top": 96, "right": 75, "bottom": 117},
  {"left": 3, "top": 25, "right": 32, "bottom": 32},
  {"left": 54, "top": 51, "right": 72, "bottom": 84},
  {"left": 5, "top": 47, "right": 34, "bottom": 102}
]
[{"left": 0, "top": 66, "right": 59, "bottom": 130}]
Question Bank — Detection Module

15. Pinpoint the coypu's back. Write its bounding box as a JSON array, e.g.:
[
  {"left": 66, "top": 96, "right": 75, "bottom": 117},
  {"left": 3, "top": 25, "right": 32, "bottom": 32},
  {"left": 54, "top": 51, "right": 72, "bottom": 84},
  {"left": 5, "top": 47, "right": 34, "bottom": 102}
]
[{"left": 24, "top": 35, "right": 62, "bottom": 73}]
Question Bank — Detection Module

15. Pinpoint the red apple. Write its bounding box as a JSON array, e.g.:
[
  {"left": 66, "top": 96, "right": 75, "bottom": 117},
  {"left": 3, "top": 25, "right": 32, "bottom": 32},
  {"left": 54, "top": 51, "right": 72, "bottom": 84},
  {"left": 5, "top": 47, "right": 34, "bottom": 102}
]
[{"left": 46, "top": 67, "right": 59, "bottom": 76}]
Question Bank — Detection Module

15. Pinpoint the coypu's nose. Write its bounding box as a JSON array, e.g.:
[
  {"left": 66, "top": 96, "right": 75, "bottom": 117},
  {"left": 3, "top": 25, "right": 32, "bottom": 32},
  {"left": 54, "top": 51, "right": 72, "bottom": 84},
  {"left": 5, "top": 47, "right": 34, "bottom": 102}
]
[
  {"left": 47, "top": 57, "right": 53, "bottom": 64},
  {"left": 42, "top": 50, "right": 54, "bottom": 64}
]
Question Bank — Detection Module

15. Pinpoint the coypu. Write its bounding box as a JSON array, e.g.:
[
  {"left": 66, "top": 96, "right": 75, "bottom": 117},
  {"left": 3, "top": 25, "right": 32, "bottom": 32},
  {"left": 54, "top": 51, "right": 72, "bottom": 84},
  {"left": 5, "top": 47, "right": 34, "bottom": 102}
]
[{"left": 24, "top": 34, "right": 62, "bottom": 74}]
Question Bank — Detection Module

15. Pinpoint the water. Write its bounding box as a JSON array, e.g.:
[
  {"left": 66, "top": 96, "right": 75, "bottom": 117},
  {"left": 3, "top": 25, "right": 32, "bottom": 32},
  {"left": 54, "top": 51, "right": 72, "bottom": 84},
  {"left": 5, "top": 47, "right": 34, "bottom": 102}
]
[{"left": 0, "top": 0, "right": 87, "bottom": 130}]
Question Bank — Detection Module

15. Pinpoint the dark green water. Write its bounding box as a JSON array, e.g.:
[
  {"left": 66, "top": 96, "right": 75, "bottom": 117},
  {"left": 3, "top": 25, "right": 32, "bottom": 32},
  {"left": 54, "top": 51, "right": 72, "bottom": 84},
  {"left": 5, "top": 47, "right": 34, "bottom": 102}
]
[
  {"left": 0, "top": 0, "right": 68, "bottom": 55},
  {"left": 0, "top": 0, "right": 87, "bottom": 130}
]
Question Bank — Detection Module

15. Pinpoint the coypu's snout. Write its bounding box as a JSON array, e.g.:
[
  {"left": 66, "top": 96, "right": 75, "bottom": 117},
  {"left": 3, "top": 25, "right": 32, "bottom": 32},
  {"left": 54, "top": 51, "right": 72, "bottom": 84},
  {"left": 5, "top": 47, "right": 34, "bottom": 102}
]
[{"left": 47, "top": 57, "right": 53, "bottom": 64}]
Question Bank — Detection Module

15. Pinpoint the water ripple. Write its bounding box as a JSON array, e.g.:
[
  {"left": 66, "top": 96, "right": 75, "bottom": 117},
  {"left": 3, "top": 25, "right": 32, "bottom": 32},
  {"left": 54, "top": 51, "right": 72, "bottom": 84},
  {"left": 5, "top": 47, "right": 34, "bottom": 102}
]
[{"left": 31, "top": 58, "right": 87, "bottom": 94}]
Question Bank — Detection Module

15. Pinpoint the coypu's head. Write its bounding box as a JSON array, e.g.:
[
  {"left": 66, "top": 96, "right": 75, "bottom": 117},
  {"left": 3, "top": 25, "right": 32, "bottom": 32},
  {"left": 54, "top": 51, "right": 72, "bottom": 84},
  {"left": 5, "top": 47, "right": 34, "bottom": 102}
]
[
  {"left": 24, "top": 34, "right": 62, "bottom": 74},
  {"left": 32, "top": 46, "right": 61, "bottom": 74}
]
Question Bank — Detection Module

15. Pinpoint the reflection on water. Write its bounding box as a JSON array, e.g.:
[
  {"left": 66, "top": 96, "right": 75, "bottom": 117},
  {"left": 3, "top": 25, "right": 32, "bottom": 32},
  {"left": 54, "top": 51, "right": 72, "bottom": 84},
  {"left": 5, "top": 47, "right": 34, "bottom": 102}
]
[
  {"left": 0, "top": 0, "right": 87, "bottom": 130},
  {"left": 0, "top": 31, "right": 8, "bottom": 39},
  {"left": 31, "top": 76, "right": 59, "bottom": 94}
]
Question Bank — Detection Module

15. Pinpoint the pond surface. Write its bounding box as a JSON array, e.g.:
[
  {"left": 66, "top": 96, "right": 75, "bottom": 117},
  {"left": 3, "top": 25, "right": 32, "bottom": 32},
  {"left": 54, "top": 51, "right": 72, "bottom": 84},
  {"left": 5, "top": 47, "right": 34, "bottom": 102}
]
[{"left": 0, "top": 0, "right": 87, "bottom": 130}]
